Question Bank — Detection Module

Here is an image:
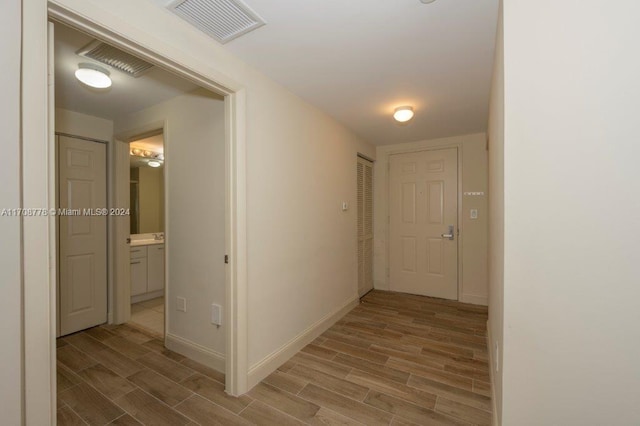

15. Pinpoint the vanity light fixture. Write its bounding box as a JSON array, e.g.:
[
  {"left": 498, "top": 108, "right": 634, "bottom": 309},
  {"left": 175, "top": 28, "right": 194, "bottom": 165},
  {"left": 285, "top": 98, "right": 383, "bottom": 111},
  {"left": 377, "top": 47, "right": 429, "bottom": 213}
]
[
  {"left": 393, "top": 106, "right": 414, "bottom": 123},
  {"left": 75, "top": 63, "right": 112, "bottom": 89},
  {"left": 147, "top": 160, "right": 162, "bottom": 168}
]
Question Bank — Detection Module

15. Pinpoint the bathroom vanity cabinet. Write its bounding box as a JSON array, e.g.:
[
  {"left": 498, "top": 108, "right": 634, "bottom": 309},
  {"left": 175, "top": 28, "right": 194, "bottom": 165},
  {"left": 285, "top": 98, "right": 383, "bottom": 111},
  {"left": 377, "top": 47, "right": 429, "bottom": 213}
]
[{"left": 130, "top": 243, "right": 165, "bottom": 302}]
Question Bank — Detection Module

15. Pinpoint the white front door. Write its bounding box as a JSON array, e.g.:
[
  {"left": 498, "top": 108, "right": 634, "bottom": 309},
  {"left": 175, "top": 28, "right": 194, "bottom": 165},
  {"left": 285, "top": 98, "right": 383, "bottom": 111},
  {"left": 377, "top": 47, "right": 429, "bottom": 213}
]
[
  {"left": 58, "top": 135, "right": 108, "bottom": 336},
  {"left": 389, "top": 148, "right": 458, "bottom": 300}
]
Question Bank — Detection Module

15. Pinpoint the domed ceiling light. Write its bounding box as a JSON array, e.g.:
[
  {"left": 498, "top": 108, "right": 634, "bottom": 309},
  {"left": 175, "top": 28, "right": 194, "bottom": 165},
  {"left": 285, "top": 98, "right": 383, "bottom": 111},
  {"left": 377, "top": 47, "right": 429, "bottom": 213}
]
[
  {"left": 75, "top": 63, "right": 112, "bottom": 89},
  {"left": 393, "top": 106, "right": 415, "bottom": 123}
]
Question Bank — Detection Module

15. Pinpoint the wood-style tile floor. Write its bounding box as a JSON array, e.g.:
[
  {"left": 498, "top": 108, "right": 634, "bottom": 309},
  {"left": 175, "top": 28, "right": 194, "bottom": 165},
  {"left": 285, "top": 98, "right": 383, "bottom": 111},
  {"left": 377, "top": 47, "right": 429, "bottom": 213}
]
[{"left": 57, "top": 290, "right": 491, "bottom": 425}]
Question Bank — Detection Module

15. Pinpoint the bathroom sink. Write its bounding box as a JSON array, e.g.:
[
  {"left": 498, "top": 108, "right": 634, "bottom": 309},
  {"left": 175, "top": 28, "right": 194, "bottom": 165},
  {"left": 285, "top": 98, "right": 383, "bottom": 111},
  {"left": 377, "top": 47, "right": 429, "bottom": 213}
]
[{"left": 130, "top": 233, "right": 165, "bottom": 246}]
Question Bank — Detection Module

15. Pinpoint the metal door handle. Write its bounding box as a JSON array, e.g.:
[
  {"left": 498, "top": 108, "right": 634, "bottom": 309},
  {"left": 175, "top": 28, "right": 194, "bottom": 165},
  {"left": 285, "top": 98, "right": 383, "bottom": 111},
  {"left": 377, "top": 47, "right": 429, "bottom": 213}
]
[{"left": 441, "top": 225, "right": 455, "bottom": 240}]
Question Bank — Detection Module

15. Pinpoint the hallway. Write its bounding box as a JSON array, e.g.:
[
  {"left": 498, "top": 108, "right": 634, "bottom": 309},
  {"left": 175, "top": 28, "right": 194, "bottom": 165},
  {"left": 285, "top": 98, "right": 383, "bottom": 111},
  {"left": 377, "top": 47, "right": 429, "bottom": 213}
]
[{"left": 57, "top": 291, "right": 490, "bottom": 425}]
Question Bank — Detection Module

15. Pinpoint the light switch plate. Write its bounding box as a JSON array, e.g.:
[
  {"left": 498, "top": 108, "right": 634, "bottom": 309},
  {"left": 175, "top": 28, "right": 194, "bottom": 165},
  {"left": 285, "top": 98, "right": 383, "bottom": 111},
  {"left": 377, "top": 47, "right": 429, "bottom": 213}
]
[{"left": 470, "top": 209, "right": 478, "bottom": 219}]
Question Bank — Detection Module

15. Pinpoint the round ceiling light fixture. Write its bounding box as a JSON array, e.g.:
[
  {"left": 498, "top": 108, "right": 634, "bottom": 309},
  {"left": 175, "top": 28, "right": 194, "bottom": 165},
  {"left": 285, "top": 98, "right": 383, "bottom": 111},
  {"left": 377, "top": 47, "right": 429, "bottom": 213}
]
[
  {"left": 147, "top": 160, "right": 162, "bottom": 168},
  {"left": 419, "top": 0, "right": 437, "bottom": 3},
  {"left": 393, "top": 106, "right": 415, "bottom": 123},
  {"left": 75, "top": 63, "right": 112, "bottom": 89}
]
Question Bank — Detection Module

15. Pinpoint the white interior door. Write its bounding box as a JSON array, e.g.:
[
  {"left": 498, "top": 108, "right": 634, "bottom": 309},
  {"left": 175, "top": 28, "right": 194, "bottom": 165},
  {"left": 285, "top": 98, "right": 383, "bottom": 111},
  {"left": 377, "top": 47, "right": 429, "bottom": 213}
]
[
  {"left": 357, "top": 156, "right": 374, "bottom": 297},
  {"left": 58, "top": 134, "right": 108, "bottom": 335},
  {"left": 389, "top": 148, "right": 458, "bottom": 299}
]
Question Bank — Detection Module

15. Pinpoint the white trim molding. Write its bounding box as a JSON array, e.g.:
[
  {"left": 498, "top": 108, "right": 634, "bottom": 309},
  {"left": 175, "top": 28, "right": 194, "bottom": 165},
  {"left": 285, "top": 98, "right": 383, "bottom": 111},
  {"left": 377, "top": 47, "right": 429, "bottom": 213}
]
[
  {"left": 487, "top": 321, "right": 499, "bottom": 426},
  {"left": 247, "top": 297, "right": 359, "bottom": 389},
  {"left": 166, "top": 333, "right": 225, "bottom": 373}
]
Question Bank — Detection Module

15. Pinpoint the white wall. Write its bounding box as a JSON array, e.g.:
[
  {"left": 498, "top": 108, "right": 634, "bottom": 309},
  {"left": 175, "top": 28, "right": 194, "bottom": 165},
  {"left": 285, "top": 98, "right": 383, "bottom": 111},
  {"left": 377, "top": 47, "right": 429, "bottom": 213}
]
[
  {"left": 60, "top": 0, "right": 378, "bottom": 381},
  {"left": 487, "top": 1, "right": 503, "bottom": 422},
  {"left": 0, "top": 0, "right": 23, "bottom": 423},
  {"left": 374, "top": 133, "right": 489, "bottom": 305},
  {"left": 55, "top": 108, "right": 114, "bottom": 141},
  {"left": 497, "top": 0, "right": 640, "bottom": 423},
  {"left": 116, "top": 89, "right": 227, "bottom": 359},
  {"left": 19, "top": 0, "right": 375, "bottom": 407}
]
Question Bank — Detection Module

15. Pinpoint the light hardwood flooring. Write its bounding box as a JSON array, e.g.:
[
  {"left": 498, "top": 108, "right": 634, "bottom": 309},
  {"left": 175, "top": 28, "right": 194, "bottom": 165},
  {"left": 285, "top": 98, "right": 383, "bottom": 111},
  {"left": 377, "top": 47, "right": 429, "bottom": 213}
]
[{"left": 57, "top": 290, "right": 491, "bottom": 425}]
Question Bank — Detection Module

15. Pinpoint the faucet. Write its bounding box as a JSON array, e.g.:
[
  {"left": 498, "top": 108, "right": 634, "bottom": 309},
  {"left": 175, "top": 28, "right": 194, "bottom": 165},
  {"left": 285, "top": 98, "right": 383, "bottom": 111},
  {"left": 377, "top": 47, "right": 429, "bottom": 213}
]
[{"left": 153, "top": 233, "right": 164, "bottom": 241}]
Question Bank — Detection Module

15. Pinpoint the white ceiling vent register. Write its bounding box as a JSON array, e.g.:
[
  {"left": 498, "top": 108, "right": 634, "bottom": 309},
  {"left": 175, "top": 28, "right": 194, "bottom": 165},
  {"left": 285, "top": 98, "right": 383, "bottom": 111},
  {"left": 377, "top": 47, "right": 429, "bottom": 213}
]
[
  {"left": 76, "top": 41, "right": 154, "bottom": 78},
  {"left": 167, "top": 0, "right": 266, "bottom": 44}
]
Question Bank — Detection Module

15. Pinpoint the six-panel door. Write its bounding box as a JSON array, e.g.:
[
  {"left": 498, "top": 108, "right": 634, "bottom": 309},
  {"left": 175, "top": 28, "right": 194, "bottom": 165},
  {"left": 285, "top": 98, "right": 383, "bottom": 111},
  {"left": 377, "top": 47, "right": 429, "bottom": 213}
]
[{"left": 389, "top": 148, "right": 458, "bottom": 300}]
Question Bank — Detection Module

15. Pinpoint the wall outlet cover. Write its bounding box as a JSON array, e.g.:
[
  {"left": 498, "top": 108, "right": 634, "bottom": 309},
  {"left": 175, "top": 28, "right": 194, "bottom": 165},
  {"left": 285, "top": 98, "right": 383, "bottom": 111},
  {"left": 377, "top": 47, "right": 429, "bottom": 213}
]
[
  {"left": 211, "top": 303, "right": 222, "bottom": 325},
  {"left": 177, "top": 297, "right": 187, "bottom": 312}
]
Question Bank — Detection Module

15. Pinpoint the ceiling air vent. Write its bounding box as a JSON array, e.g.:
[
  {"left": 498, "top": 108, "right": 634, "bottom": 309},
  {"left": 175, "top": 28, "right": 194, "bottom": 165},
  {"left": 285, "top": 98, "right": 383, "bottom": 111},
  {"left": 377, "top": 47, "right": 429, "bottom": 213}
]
[
  {"left": 167, "top": 0, "right": 266, "bottom": 44},
  {"left": 76, "top": 41, "right": 154, "bottom": 78}
]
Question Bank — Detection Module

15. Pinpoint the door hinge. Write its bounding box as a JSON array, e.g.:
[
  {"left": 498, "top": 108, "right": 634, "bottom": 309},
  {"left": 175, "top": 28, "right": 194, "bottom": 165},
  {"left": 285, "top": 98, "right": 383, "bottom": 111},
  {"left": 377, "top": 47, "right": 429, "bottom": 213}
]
[{"left": 224, "top": 255, "right": 229, "bottom": 264}]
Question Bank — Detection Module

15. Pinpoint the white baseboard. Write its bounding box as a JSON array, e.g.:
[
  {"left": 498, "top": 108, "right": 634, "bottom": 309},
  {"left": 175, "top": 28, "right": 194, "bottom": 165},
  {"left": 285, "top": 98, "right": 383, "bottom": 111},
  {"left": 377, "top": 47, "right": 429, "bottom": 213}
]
[
  {"left": 461, "top": 294, "right": 488, "bottom": 306},
  {"left": 165, "top": 333, "right": 225, "bottom": 373},
  {"left": 247, "top": 296, "right": 359, "bottom": 389},
  {"left": 487, "top": 321, "right": 499, "bottom": 426}
]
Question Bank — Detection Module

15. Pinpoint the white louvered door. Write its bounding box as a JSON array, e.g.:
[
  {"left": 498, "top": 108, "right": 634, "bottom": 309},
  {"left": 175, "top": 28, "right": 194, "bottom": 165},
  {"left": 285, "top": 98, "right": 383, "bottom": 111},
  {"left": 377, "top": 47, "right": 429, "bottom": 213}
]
[{"left": 357, "top": 156, "right": 374, "bottom": 297}]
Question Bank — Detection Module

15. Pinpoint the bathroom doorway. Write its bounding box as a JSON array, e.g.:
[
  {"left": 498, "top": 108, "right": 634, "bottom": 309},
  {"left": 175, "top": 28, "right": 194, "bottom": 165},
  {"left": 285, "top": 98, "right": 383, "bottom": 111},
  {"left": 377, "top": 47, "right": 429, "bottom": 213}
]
[
  {"left": 53, "top": 20, "right": 229, "bottom": 381},
  {"left": 128, "top": 131, "right": 166, "bottom": 336}
]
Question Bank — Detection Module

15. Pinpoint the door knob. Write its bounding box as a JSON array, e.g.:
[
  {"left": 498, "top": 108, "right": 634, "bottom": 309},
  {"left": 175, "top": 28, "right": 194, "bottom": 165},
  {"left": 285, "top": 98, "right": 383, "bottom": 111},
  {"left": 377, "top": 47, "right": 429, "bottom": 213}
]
[{"left": 441, "top": 225, "right": 455, "bottom": 240}]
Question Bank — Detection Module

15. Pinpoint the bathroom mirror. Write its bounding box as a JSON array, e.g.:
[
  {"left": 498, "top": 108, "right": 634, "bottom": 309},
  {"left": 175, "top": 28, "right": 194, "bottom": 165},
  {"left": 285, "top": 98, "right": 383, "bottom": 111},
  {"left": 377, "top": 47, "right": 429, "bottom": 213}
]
[{"left": 130, "top": 132, "right": 164, "bottom": 234}]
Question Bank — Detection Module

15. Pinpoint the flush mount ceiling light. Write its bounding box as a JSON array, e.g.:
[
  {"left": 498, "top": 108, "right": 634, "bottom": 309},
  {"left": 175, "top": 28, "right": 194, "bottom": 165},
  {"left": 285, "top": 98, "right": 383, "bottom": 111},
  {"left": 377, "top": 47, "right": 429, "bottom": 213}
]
[
  {"left": 420, "top": 0, "right": 437, "bottom": 3},
  {"left": 75, "top": 63, "right": 112, "bottom": 89},
  {"left": 393, "top": 106, "right": 415, "bottom": 123},
  {"left": 147, "top": 160, "right": 162, "bottom": 168}
]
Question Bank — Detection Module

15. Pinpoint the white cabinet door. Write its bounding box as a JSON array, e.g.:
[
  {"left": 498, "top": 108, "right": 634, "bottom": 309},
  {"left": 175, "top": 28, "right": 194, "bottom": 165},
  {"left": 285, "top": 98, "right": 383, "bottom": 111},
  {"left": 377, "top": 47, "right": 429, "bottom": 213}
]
[
  {"left": 147, "top": 244, "right": 165, "bottom": 292},
  {"left": 130, "top": 258, "right": 148, "bottom": 296}
]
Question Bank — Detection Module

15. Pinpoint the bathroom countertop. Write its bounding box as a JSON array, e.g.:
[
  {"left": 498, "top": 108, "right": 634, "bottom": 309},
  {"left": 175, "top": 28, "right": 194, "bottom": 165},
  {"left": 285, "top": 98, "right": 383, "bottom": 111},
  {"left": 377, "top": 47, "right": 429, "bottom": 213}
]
[
  {"left": 130, "top": 233, "right": 165, "bottom": 247},
  {"left": 130, "top": 239, "right": 164, "bottom": 247}
]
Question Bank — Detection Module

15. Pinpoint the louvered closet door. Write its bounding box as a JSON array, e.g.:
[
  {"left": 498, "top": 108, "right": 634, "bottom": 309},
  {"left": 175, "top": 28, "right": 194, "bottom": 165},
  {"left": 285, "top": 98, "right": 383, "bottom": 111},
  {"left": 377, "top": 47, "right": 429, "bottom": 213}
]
[{"left": 357, "top": 156, "right": 374, "bottom": 297}]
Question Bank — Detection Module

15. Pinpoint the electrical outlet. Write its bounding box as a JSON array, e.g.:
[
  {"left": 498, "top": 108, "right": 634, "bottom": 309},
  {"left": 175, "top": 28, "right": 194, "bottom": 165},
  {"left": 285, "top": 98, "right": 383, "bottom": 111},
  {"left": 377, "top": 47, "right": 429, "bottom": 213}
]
[
  {"left": 177, "top": 297, "right": 187, "bottom": 312},
  {"left": 470, "top": 209, "right": 478, "bottom": 219},
  {"left": 211, "top": 304, "right": 222, "bottom": 326},
  {"left": 495, "top": 341, "right": 500, "bottom": 373}
]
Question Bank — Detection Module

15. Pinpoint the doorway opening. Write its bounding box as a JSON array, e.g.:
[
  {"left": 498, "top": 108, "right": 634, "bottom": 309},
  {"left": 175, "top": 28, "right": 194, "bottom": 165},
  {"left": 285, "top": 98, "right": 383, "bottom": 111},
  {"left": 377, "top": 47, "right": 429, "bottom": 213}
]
[
  {"left": 51, "top": 14, "right": 243, "bottom": 407},
  {"left": 128, "top": 130, "right": 166, "bottom": 336}
]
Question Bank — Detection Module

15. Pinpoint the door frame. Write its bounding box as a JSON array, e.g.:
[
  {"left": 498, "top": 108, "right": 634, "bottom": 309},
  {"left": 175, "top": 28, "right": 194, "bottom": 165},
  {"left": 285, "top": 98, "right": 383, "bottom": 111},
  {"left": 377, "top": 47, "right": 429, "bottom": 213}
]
[
  {"left": 377, "top": 143, "right": 463, "bottom": 300},
  {"left": 111, "top": 124, "right": 167, "bottom": 328},
  {"left": 22, "top": 1, "right": 249, "bottom": 423}
]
